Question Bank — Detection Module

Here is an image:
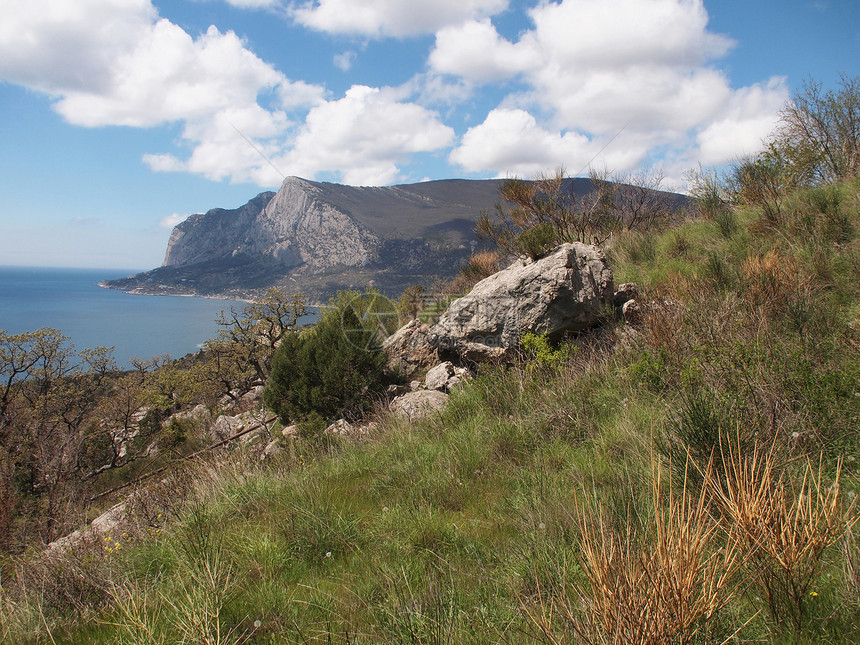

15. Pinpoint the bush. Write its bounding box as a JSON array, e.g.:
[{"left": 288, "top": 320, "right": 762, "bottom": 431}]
[{"left": 264, "top": 290, "right": 390, "bottom": 424}]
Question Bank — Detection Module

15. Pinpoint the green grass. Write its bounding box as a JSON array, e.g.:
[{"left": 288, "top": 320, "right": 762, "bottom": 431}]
[{"left": 3, "top": 178, "right": 860, "bottom": 644}]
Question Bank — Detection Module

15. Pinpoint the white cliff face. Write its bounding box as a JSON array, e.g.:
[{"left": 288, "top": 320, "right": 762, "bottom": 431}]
[
  {"left": 162, "top": 191, "right": 275, "bottom": 267},
  {"left": 162, "top": 177, "right": 378, "bottom": 271},
  {"left": 239, "top": 177, "right": 379, "bottom": 270}
]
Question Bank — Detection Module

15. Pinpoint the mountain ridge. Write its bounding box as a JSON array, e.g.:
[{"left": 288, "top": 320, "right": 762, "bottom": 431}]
[{"left": 102, "top": 176, "right": 528, "bottom": 302}]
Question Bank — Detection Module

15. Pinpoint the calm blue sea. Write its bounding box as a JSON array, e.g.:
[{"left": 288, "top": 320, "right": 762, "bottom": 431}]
[{"left": 0, "top": 267, "right": 311, "bottom": 369}]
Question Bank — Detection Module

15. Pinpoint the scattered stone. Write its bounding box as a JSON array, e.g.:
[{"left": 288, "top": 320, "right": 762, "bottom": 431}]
[
  {"left": 386, "top": 383, "right": 411, "bottom": 398},
  {"left": 428, "top": 243, "right": 613, "bottom": 361},
  {"left": 47, "top": 499, "right": 131, "bottom": 555},
  {"left": 210, "top": 410, "right": 267, "bottom": 444},
  {"left": 613, "top": 282, "right": 639, "bottom": 307},
  {"left": 622, "top": 299, "right": 644, "bottom": 325},
  {"left": 425, "top": 362, "right": 456, "bottom": 391},
  {"left": 239, "top": 385, "right": 265, "bottom": 406},
  {"left": 211, "top": 414, "right": 242, "bottom": 441},
  {"left": 219, "top": 385, "right": 265, "bottom": 415},
  {"left": 424, "top": 361, "right": 472, "bottom": 392},
  {"left": 282, "top": 424, "right": 298, "bottom": 437},
  {"left": 410, "top": 380, "right": 422, "bottom": 391},
  {"left": 325, "top": 419, "right": 354, "bottom": 436},
  {"left": 262, "top": 439, "right": 283, "bottom": 460},
  {"left": 389, "top": 390, "right": 449, "bottom": 422}
]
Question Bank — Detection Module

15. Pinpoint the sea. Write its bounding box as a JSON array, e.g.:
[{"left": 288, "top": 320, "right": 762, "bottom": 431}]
[{"left": 0, "top": 266, "right": 314, "bottom": 369}]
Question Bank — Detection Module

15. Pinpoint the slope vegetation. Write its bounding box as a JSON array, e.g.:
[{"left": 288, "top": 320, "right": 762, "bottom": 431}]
[{"left": 5, "top": 174, "right": 859, "bottom": 644}]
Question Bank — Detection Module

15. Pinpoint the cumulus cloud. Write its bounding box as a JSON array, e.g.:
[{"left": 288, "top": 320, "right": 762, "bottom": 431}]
[
  {"left": 278, "top": 85, "right": 456, "bottom": 185},
  {"left": 695, "top": 78, "right": 787, "bottom": 165},
  {"left": 290, "top": 0, "right": 509, "bottom": 37},
  {"left": 449, "top": 108, "right": 595, "bottom": 177},
  {"left": 439, "top": 0, "right": 788, "bottom": 178},
  {"left": 429, "top": 19, "right": 538, "bottom": 82},
  {"left": 0, "top": 0, "right": 455, "bottom": 186}
]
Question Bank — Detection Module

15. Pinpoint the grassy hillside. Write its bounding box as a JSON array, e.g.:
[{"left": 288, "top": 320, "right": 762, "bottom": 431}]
[{"left": 2, "top": 173, "right": 858, "bottom": 644}]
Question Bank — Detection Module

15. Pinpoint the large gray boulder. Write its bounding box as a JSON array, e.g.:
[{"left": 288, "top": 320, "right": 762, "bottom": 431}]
[{"left": 428, "top": 243, "right": 613, "bottom": 361}]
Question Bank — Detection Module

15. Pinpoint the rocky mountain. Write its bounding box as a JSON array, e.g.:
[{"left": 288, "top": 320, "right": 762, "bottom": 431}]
[{"left": 103, "top": 176, "right": 537, "bottom": 302}]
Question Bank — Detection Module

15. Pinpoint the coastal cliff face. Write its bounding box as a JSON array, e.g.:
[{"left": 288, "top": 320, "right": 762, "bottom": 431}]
[
  {"left": 103, "top": 176, "right": 510, "bottom": 301},
  {"left": 162, "top": 191, "right": 276, "bottom": 267}
]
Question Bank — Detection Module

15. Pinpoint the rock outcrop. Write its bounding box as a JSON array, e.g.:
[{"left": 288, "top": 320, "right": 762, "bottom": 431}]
[
  {"left": 382, "top": 319, "right": 438, "bottom": 378},
  {"left": 427, "top": 243, "right": 614, "bottom": 361}
]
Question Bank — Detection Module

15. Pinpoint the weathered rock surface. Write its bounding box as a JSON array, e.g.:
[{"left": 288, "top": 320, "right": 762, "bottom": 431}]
[
  {"left": 382, "top": 319, "right": 438, "bottom": 378},
  {"left": 47, "top": 499, "right": 131, "bottom": 555},
  {"left": 427, "top": 243, "right": 613, "bottom": 361},
  {"left": 209, "top": 410, "right": 268, "bottom": 444},
  {"left": 613, "top": 282, "right": 640, "bottom": 307},
  {"left": 389, "top": 390, "right": 449, "bottom": 422},
  {"left": 621, "top": 299, "right": 644, "bottom": 325},
  {"left": 424, "top": 361, "right": 471, "bottom": 392},
  {"left": 325, "top": 419, "right": 354, "bottom": 436}
]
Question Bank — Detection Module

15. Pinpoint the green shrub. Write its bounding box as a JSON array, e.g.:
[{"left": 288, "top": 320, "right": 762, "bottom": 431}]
[
  {"left": 520, "top": 331, "right": 571, "bottom": 368},
  {"left": 264, "top": 290, "right": 390, "bottom": 424},
  {"left": 516, "top": 221, "right": 557, "bottom": 260}
]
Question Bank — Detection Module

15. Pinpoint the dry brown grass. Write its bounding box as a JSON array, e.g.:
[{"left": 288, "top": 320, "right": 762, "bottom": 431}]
[
  {"left": 526, "top": 459, "right": 742, "bottom": 645},
  {"left": 436, "top": 249, "right": 502, "bottom": 296},
  {"left": 708, "top": 437, "right": 856, "bottom": 632},
  {"left": 742, "top": 249, "right": 807, "bottom": 317}
]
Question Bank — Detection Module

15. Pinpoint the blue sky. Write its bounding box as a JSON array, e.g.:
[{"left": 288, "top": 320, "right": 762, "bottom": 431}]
[{"left": 1, "top": 0, "right": 858, "bottom": 270}]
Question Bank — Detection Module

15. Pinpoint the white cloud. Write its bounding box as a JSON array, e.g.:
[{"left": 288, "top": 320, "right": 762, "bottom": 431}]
[
  {"left": 450, "top": 108, "right": 596, "bottom": 177},
  {"left": 279, "top": 85, "right": 456, "bottom": 185},
  {"left": 440, "top": 0, "right": 788, "bottom": 178},
  {"left": 223, "top": 0, "right": 282, "bottom": 8},
  {"left": 52, "top": 23, "right": 300, "bottom": 128},
  {"left": 0, "top": 0, "right": 328, "bottom": 186},
  {"left": 429, "top": 19, "right": 538, "bottom": 82},
  {"left": 159, "top": 213, "right": 189, "bottom": 229},
  {"left": 290, "top": 0, "right": 509, "bottom": 37},
  {"left": 333, "top": 50, "right": 357, "bottom": 72},
  {"left": 0, "top": 0, "right": 156, "bottom": 93},
  {"left": 695, "top": 78, "right": 787, "bottom": 165}
]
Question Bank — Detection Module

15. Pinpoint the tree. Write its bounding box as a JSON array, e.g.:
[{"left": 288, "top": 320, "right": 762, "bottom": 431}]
[
  {"left": 264, "top": 290, "right": 389, "bottom": 425},
  {"left": 774, "top": 74, "right": 860, "bottom": 184},
  {"left": 0, "top": 329, "right": 116, "bottom": 542},
  {"left": 206, "top": 288, "right": 306, "bottom": 400},
  {"left": 476, "top": 167, "right": 673, "bottom": 259}
]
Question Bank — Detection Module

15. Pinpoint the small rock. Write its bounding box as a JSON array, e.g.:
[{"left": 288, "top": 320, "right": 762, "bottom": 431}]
[
  {"left": 211, "top": 414, "right": 241, "bottom": 441},
  {"left": 613, "top": 282, "right": 639, "bottom": 307},
  {"left": 282, "top": 424, "right": 298, "bottom": 437},
  {"left": 390, "top": 390, "right": 449, "bottom": 422},
  {"left": 622, "top": 299, "right": 644, "bottom": 325},
  {"left": 425, "top": 361, "right": 456, "bottom": 391},
  {"left": 386, "top": 384, "right": 411, "bottom": 398},
  {"left": 325, "top": 419, "right": 354, "bottom": 436},
  {"left": 262, "top": 439, "right": 282, "bottom": 460}
]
